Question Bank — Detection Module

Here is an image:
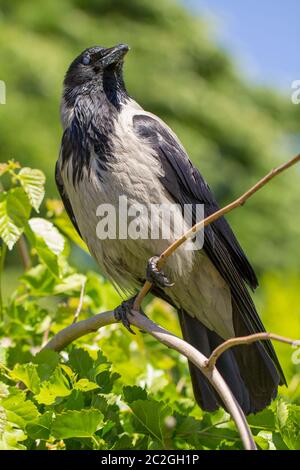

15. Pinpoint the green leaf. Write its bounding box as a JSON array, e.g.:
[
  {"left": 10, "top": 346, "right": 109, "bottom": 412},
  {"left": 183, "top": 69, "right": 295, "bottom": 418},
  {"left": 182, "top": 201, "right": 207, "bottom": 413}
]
[
  {"left": 276, "top": 401, "right": 300, "bottom": 450},
  {"left": 74, "top": 379, "right": 99, "bottom": 392},
  {"left": 10, "top": 364, "right": 40, "bottom": 393},
  {"left": 254, "top": 433, "right": 272, "bottom": 450},
  {"left": 51, "top": 409, "right": 104, "bottom": 439},
  {"left": 54, "top": 273, "right": 86, "bottom": 295},
  {"left": 175, "top": 414, "right": 203, "bottom": 436},
  {"left": 0, "top": 348, "right": 8, "bottom": 367},
  {"left": 35, "top": 367, "right": 71, "bottom": 405},
  {"left": 26, "top": 218, "right": 64, "bottom": 277},
  {"left": 90, "top": 395, "right": 113, "bottom": 419},
  {"left": 18, "top": 168, "right": 45, "bottom": 212},
  {"left": 21, "top": 263, "right": 56, "bottom": 294},
  {"left": 33, "top": 350, "right": 60, "bottom": 381},
  {"left": 0, "top": 423, "right": 27, "bottom": 450},
  {"left": 46, "top": 199, "right": 88, "bottom": 252},
  {"left": 96, "top": 371, "right": 120, "bottom": 394},
  {"left": 123, "top": 386, "right": 148, "bottom": 403},
  {"left": 68, "top": 349, "right": 93, "bottom": 379},
  {"left": 247, "top": 407, "right": 275, "bottom": 429},
  {"left": 63, "top": 390, "right": 85, "bottom": 411},
  {"left": 53, "top": 214, "right": 89, "bottom": 252},
  {"left": 129, "top": 399, "right": 172, "bottom": 445},
  {"left": 111, "top": 433, "right": 133, "bottom": 450},
  {"left": 0, "top": 383, "right": 9, "bottom": 399},
  {"left": 26, "top": 412, "right": 53, "bottom": 441},
  {"left": 0, "top": 188, "right": 31, "bottom": 249},
  {"left": 46, "top": 198, "right": 88, "bottom": 252},
  {"left": 1, "top": 389, "right": 40, "bottom": 429},
  {"left": 272, "top": 432, "right": 290, "bottom": 450},
  {"left": 28, "top": 218, "right": 64, "bottom": 255}
]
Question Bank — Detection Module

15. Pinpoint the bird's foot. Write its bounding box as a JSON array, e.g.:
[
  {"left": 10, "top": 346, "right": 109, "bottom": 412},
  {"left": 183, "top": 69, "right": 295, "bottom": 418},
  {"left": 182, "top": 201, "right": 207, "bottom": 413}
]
[
  {"left": 146, "top": 255, "right": 174, "bottom": 288},
  {"left": 114, "top": 296, "right": 146, "bottom": 335}
]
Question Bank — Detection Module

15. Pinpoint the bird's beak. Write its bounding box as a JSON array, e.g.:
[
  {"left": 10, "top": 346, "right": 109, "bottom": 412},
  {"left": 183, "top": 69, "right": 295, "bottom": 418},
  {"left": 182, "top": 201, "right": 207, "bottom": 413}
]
[{"left": 100, "top": 44, "right": 129, "bottom": 67}]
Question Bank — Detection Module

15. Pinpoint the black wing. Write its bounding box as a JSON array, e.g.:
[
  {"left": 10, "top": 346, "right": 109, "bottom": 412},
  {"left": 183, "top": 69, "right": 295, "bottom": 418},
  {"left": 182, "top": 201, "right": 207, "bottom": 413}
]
[
  {"left": 55, "top": 140, "right": 82, "bottom": 238},
  {"left": 133, "top": 114, "right": 285, "bottom": 384}
]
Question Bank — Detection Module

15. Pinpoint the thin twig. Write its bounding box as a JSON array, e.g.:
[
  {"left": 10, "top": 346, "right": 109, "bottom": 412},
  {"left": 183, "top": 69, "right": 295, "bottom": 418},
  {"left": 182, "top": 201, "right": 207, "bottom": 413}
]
[
  {"left": 41, "top": 324, "right": 51, "bottom": 349},
  {"left": 205, "top": 332, "right": 300, "bottom": 370},
  {"left": 17, "top": 235, "right": 31, "bottom": 271},
  {"left": 72, "top": 279, "right": 86, "bottom": 324},
  {"left": 133, "top": 153, "right": 300, "bottom": 310}
]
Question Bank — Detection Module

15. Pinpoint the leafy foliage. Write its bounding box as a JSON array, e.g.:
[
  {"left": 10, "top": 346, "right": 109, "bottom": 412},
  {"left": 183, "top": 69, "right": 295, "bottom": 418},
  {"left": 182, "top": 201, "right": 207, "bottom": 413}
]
[{"left": 0, "top": 162, "right": 299, "bottom": 450}]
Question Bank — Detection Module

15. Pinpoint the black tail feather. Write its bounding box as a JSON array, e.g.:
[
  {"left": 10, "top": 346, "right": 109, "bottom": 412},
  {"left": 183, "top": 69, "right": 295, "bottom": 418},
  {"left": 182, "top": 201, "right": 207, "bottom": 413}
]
[{"left": 178, "top": 308, "right": 281, "bottom": 415}]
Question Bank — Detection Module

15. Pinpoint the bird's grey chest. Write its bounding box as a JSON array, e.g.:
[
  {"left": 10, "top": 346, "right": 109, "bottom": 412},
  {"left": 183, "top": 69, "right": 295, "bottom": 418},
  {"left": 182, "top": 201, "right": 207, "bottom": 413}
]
[{"left": 83, "top": 104, "right": 165, "bottom": 207}]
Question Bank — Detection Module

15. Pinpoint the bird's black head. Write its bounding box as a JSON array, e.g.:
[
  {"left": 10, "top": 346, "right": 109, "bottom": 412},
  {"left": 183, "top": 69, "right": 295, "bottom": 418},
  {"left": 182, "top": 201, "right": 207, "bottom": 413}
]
[{"left": 63, "top": 44, "right": 129, "bottom": 107}]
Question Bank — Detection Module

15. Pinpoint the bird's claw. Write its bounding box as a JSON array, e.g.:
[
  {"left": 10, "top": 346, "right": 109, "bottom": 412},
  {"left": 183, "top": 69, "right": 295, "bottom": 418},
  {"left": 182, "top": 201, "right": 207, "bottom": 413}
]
[
  {"left": 146, "top": 255, "right": 174, "bottom": 288},
  {"left": 114, "top": 298, "right": 136, "bottom": 334}
]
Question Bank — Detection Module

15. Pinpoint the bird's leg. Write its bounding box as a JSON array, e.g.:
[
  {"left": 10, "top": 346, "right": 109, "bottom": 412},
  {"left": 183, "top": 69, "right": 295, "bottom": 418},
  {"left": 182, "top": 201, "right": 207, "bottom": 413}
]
[
  {"left": 114, "top": 295, "right": 146, "bottom": 335},
  {"left": 146, "top": 255, "right": 174, "bottom": 288}
]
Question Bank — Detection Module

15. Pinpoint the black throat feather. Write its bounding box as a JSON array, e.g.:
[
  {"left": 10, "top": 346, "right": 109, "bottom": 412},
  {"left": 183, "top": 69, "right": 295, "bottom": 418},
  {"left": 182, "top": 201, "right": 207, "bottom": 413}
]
[{"left": 61, "top": 68, "right": 129, "bottom": 186}]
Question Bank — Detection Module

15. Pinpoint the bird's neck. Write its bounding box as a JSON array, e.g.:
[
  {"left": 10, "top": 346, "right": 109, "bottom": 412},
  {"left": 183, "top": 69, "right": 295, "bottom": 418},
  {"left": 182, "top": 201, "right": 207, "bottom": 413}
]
[
  {"left": 61, "top": 72, "right": 129, "bottom": 130},
  {"left": 102, "top": 68, "right": 129, "bottom": 110}
]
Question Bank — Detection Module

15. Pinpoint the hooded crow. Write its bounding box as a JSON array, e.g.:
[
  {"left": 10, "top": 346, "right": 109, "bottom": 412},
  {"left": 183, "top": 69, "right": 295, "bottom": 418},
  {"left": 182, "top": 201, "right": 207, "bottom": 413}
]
[{"left": 56, "top": 44, "right": 286, "bottom": 414}]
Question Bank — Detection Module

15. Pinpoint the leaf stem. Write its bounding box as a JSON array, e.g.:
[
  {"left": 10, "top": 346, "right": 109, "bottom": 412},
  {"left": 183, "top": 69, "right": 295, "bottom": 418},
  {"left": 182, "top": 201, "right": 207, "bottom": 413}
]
[{"left": 17, "top": 235, "right": 31, "bottom": 271}]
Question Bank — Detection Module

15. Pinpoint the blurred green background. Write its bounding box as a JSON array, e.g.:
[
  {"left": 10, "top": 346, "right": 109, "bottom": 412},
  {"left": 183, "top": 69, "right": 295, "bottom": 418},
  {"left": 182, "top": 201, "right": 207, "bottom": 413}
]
[{"left": 0, "top": 0, "right": 299, "bottom": 392}]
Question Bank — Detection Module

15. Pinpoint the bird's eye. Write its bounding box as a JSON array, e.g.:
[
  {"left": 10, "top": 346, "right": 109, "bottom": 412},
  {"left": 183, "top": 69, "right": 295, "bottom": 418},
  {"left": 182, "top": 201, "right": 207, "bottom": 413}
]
[{"left": 82, "top": 55, "right": 91, "bottom": 66}]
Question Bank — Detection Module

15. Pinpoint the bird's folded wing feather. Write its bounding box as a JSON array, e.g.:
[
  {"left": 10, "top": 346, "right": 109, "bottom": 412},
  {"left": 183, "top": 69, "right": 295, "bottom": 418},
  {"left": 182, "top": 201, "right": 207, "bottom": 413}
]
[
  {"left": 133, "top": 113, "right": 285, "bottom": 383},
  {"left": 55, "top": 137, "right": 82, "bottom": 238}
]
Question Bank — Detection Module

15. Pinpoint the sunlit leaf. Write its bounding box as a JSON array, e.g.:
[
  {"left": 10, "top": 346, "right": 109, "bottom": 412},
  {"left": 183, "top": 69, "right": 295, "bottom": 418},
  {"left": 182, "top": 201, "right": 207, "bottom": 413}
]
[
  {"left": 10, "top": 364, "right": 40, "bottom": 394},
  {"left": 35, "top": 367, "right": 71, "bottom": 405},
  {"left": 0, "top": 423, "right": 26, "bottom": 450},
  {"left": 51, "top": 409, "right": 104, "bottom": 439},
  {"left": 0, "top": 188, "right": 31, "bottom": 249},
  {"left": 1, "top": 388, "right": 40, "bottom": 429},
  {"left": 54, "top": 273, "right": 86, "bottom": 295},
  {"left": 74, "top": 379, "right": 99, "bottom": 392},
  {"left": 28, "top": 218, "right": 64, "bottom": 256},
  {"left": 276, "top": 401, "right": 300, "bottom": 450},
  {"left": 26, "top": 218, "right": 64, "bottom": 277},
  {"left": 18, "top": 168, "right": 45, "bottom": 212},
  {"left": 26, "top": 412, "right": 53, "bottom": 441}
]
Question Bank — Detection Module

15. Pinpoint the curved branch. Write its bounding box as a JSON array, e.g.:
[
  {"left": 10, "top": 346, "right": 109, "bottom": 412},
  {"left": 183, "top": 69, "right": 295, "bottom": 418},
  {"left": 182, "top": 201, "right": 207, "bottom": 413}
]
[
  {"left": 205, "top": 332, "right": 300, "bottom": 370},
  {"left": 42, "top": 310, "right": 115, "bottom": 351},
  {"left": 42, "top": 310, "right": 256, "bottom": 450},
  {"left": 133, "top": 153, "right": 300, "bottom": 310}
]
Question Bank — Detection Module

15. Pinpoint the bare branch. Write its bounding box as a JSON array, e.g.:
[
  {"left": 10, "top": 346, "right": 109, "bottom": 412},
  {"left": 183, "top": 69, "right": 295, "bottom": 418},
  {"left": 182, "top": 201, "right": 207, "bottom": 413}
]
[
  {"left": 205, "top": 332, "right": 300, "bottom": 370},
  {"left": 133, "top": 153, "right": 300, "bottom": 310},
  {"left": 42, "top": 310, "right": 115, "bottom": 352}
]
